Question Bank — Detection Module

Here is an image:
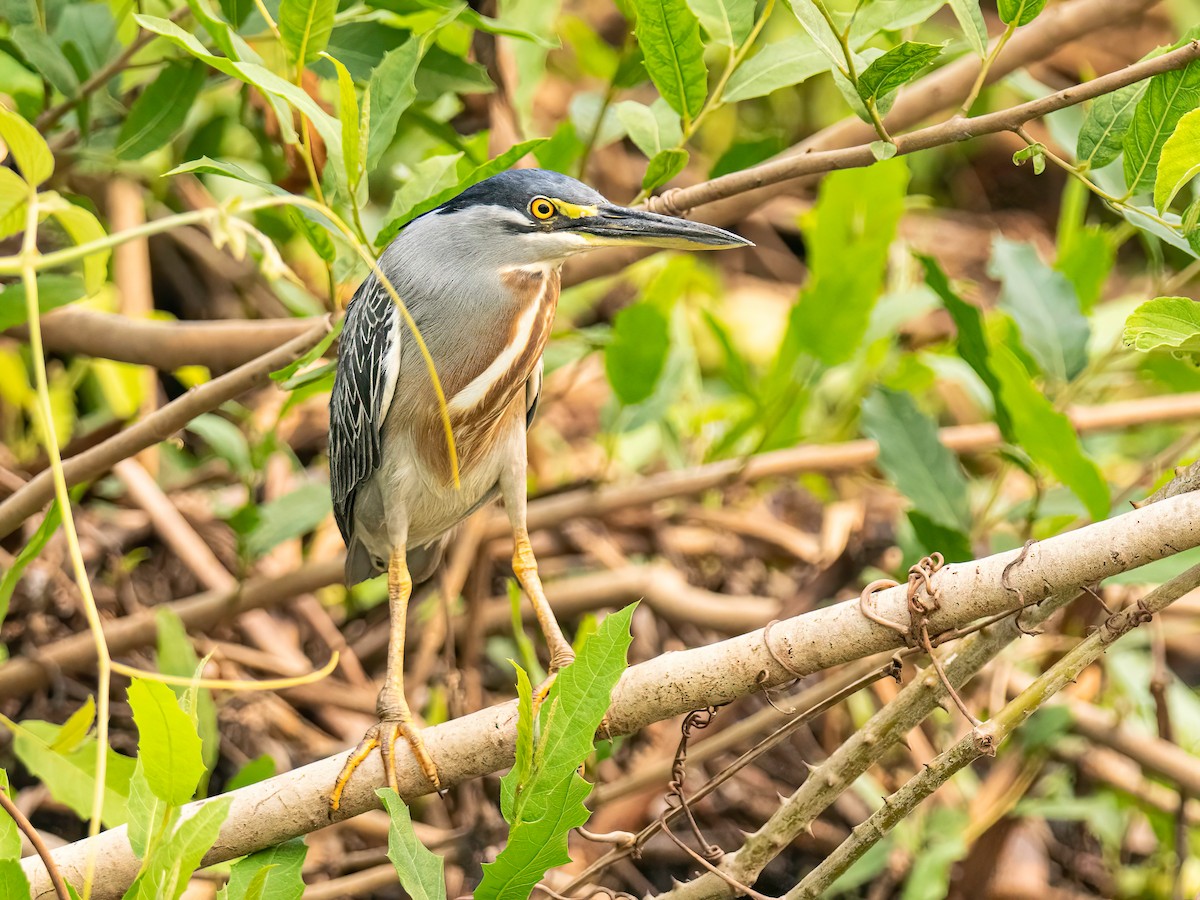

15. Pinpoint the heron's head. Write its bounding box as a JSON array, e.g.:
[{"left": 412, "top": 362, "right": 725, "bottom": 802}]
[{"left": 424, "top": 168, "right": 751, "bottom": 265}]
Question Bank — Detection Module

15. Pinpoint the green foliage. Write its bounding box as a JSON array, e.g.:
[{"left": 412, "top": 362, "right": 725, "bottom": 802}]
[
  {"left": 1077, "top": 82, "right": 1146, "bottom": 170},
  {"left": 115, "top": 61, "right": 207, "bottom": 160},
  {"left": 614, "top": 99, "right": 683, "bottom": 156},
  {"left": 630, "top": 0, "right": 708, "bottom": 122},
  {"left": 156, "top": 608, "right": 220, "bottom": 792},
  {"left": 861, "top": 388, "right": 971, "bottom": 547},
  {"left": 218, "top": 838, "right": 307, "bottom": 900},
  {"left": 127, "top": 678, "right": 205, "bottom": 806},
  {"left": 378, "top": 789, "right": 446, "bottom": 900},
  {"left": 476, "top": 605, "right": 635, "bottom": 897},
  {"left": 1154, "top": 107, "right": 1200, "bottom": 211},
  {"left": 243, "top": 482, "right": 333, "bottom": 558},
  {"left": 0, "top": 495, "right": 62, "bottom": 621},
  {"left": 988, "top": 237, "right": 1090, "bottom": 385},
  {"left": 1123, "top": 296, "right": 1200, "bottom": 357},
  {"left": 1123, "top": 59, "right": 1200, "bottom": 194},
  {"left": 605, "top": 302, "right": 671, "bottom": 405},
  {"left": 124, "top": 796, "right": 232, "bottom": 900},
  {"left": 686, "top": 0, "right": 754, "bottom": 46},
  {"left": 790, "top": 158, "right": 909, "bottom": 366},
  {"left": 997, "top": 0, "right": 1045, "bottom": 26},
  {"left": 722, "top": 37, "right": 827, "bottom": 102},
  {"left": 279, "top": 0, "right": 337, "bottom": 66},
  {"left": 0, "top": 100, "right": 53, "bottom": 185},
  {"left": 947, "top": 0, "right": 988, "bottom": 57},
  {"left": 642, "top": 148, "right": 689, "bottom": 190},
  {"left": 855, "top": 42, "right": 942, "bottom": 106},
  {"left": 0, "top": 861, "right": 30, "bottom": 899}
]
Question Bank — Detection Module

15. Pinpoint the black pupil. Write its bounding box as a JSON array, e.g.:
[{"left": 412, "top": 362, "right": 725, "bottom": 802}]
[{"left": 536, "top": 201, "right": 550, "bottom": 216}]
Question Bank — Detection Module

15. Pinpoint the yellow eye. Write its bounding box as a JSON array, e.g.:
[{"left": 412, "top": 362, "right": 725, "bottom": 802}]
[{"left": 530, "top": 197, "right": 555, "bottom": 220}]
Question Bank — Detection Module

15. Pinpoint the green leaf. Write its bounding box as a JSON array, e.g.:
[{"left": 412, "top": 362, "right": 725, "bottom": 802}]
[
  {"left": 1155, "top": 106, "right": 1200, "bottom": 212},
  {"left": 218, "top": 0, "right": 254, "bottom": 27},
  {"left": 1123, "top": 296, "right": 1200, "bottom": 356},
  {"left": 501, "top": 663, "right": 535, "bottom": 821},
  {"left": 784, "top": 0, "right": 847, "bottom": 74},
  {"left": 378, "top": 790, "right": 446, "bottom": 900},
  {"left": 50, "top": 696, "right": 95, "bottom": 753},
  {"left": 244, "top": 482, "right": 332, "bottom": 557},
  {"left": 39, "top": 193, "right": 109, "bottom": 294},
  {"left": 187, "top": 413, "right": 253, "bottom": 479},
  {"left": 855, "top": 41, "right": 942, "bottom": 106},
  {"left": 919, "top": 255, "right": 1013, "bottom": 440},
  {"left": 226, "top": 755, "right": 276, "bottom": 792},
  {"left": 605, "top": 302, "right": 670, "bottom": 405},
  {"left": 476, "top": 605, "right": 634, "bottom": 898},
  {"left": 861, "top": 388, "right": 971, "bottom": 534},
  {"left": 155, "top": 607, "right": 219, "bottom": 790},
  {"left": 721, "top": 36, "right": 828, "bottom": 103},
  {"left": 0, "top": 495, "right": 63, "bottom": 621},
  {"left": 948, "top": 0, "right": 988, "bottom": 57},
  {"left": 221, "top": 838, "right": 307, "bottom": 900},
  {"left": 0, "top": 103, "right": 52, "bottom": 186},
  {"left": 989, "top": 345, "right": 1109, "bottom": 521},
  {"left": 366, "top": 38, "right": 425, "bottom": 170},
  {"left": 1123, "top": 59, "right": 1200, "bottom": 195},
  {"left": 631, "top": 0, "right": 708, "bottom": 122},
  {"left": 127, "top": 678, "right": 205, "bottom": 806},
  {"left": 0, "top": 861, "right": 30, "bottom": 899},
  {"left": 686, "top": 0, "right": 753, "bottom": 45},
  {"left": 1055, "top": 224, "right": 1113, "bottom": 312},
  {"left": 377, "top": 153, "right": 463, "bottom": 242},
  {"left": 116, "top": 60, "right": 207, "bottom": 160},
  {"left": 1076, "top": 81, "right": 1145, "bottom": 170},
  {"left": 323, "top": 53, "right": 362, "bottom": 191},
  {"left": 614, "top": 99, "right": 682, "bottom": 157},
  {"left": 129, "top": 796, "right": 232, "bottom": 900},
  {"left": 989, "top": 237, "right": 1089, "bottom": 384},
  {"left": 997, "top": 0, "right": 1045, "bottom": 26},
  {"left": 0, "top": 168, "right": 27, "bottom": 240},
  {"left": 127, "top": 762, "right": 174, "bottom": 860},
  {"left": 11, "top": 720, "right": 135, "bottom": 828},
  {"left": 0, "top": 770, "right": 19, "bottom": 858},
  {"left": 278, "top": 0, "right": 336, "bottom": 66},
  {"left": 376, "top": 138, "right": 546, "bottom": 242},
  {"left": 12, "top": 24, "right": 78, "bottom": 96},
  {"left": 642, "top": 148, "right": 688, "bottom": 191},
  {"left": 790, "top": 157, "right": 909, "bottom": 366},
  {"left": 908, "top": 510, "right": 973, "bottom": 564}
]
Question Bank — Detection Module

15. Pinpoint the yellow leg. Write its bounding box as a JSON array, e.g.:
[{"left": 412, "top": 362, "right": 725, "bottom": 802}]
[
  {"left": 330, "top": 550, "right": 440, "bottom": 812},
  {"left": 513, "top": 529, "right": 575, "bottom": 679}
]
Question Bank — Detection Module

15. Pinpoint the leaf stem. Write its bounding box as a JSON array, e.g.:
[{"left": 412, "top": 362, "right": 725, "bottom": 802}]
[{"left": 959, "top": 22, "right": 1016, "bottom": 116}]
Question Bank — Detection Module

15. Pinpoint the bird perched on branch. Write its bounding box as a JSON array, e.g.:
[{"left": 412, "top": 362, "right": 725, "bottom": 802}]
[{"left": 327, "top": 168, "right": 750, "bottom": 810}]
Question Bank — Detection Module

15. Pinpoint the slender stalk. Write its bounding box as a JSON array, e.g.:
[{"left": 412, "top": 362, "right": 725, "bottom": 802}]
[
  {"left": 0, "top": 786, "right": 69, "bottom": 900},
  {"left": 959, "top": 23, "right": 1016, "bottom": 116},
  {"left": 20, "top": 192, "right": 111, "bottom": 900}
]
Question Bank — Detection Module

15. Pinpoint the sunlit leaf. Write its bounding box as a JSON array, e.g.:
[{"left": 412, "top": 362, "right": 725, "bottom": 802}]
[
  {"left": 855, "top": 41, "right": 942, "bottom": 106},
  {"left": 997, "top": 0, "right": 1045, "bottom": 26},
  {"left": 0, "top": 103, "right": 52, "bottom": 186},
  {"left": 630, "top": 0, "right": 707, "bottom": 121},
  {"left": 127, "top": 678, "right": 205, "bottom": 806},
  {"left": 686, "top": 0, "right": 753, "bottom": 45},
  {"left": 0, "top": 861, "right": 30, "bottom": 898},
  {"left": 642, "top": 147, "right": 688, "bottom": 191},
  {"left": 156, "top": 607, "right": 218, "bottom": 792},
  {"left": 50, "top": 696, "right": 95, "bottom": 753},
  {"left": 1055, "top": 224, "right": 1113, "bottom": 312},
  {"left": 614, "top": 99, "right": 682, "bottom": 157},
  {"left": 366, "top": 37, "right": 425, "bottom": 170},
  {"left": 378, "top": 790, "right": 446, "bottom": 900},
  {"left": 722, "top": 36, "right": 828, "bottom": 103},
  {"left": 323, "top": 52, "right": 362, "bottom": 191},
  {"left": 128, "top": 796, "right": 232, "bottom": 900},
  {"left": 220, "top": 838, "right": 307, "bottom": 900},
  {"left": 278, "top": 0, "right": 336, "bottom": 66},
  {"left": 1123, "top": 296, "right": 1200, "bottom": 356},
  {"left": 38, "top": 192, "right": 109, "bottom": 294},
  {"left": 948, "top": 0, "right": 988, "bottom": 57},
  {"left": 606, "top": 302, "right": 670, "bottom": 405},
  {"left": 1124, "top": 59, "right": 1200, "bottom": 194},
  {"left": 1077, "top": 81, "right": 1145, "bottom": 170},
  {"left": 1154, "top": 107, "right": 1200, "bottom": 212}
]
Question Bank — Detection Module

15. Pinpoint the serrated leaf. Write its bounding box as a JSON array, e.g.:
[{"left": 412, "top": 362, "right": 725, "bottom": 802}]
[
  {"left": 1123, "top": 296, "right": 1200, "bottom": 355},
  {"left": 1124, "top": 59, "right": 1200, "bottom": 195},
  {"left": 614, "top": 99, "right": 682, "bottom": 157},
  {"left": 855, "top": 41, "right": 942, "bottom": 106},
  {"left": 605, "top": 302, "right": 670, "bottom": 405},
  {"left": 156, "top": 607, "right": 218, "bottom": 792},
  {"left": 1155, "top": 106, "right": 1200, "bottom": 212},
  {"left": 0, "top": 860, "right": 30, "bottom": 899},
  {"left": 642, "top": 147, "right": 688, "bottom": 191},
  {"left": 476, "top": 605, "right": 634, "bottom": 898},
  {"left": 278, "top": 0, "right": 336, "bottom": 66},
  {"left": 721, "top": 36, "right": 828, "bottom": 102},
  {"left": 989, "top": 237, "right": 1089, "bottom": 385},
  {"left": 790, "top": 157, "right": 909, "bottom": 366},
  {"left": 500, "top": 663, "right": 535, "bottom": 822},
  {"left": 0, "top": 103, "right": 51, "bottom": 185},
  {"left": 862, "top": 388, "right": 971, "bottom": 534},
  {"left": 130, "top": 796, "right": 232, "bottom": 900},
  {"left": 244, "top": 482, "right": 332, "bottom": 557},
  {"left": 378, "top": 790, "right": 446, "bottom": 900},
  {"left": 115, "top": 60, "right": 206, "bottom": 160},
  {"left": 948, "top": 0, "right": 988, "bottom": 57},
  {"left": 50, "top": 696, "right": 95, "bottom": 753},
  {"left": 1077, "top": 81, "right": 1145, "bottom": 170},
  {"left": 631, "top": 0, "right": 708, "bottom": 122},
  {"left": 989, "top": 344, "right": 1109, "bottom": 521},
  {"left": 919, "top": 255, "right": 1013, "bottom": 439},
  {"left": 366, "top": 38, "right": 425, "bottom": 170},
  {"left": 128, "top": 678, "right": 205, "bottom": 806},
  {"left": 127, "top": 761, "right": 174, "bottom": 860},
  {"left": 12, "top": 720, "right": 135, "bottom": 828},
  {"left": 686, "top": 0, "right": 753, "bottom": 45},
  {"left": 323, "top": 52, "right": 361, "bottom": 191},
  {"left": 221, "top": 838, "right": 307, "bottom": 900},
  {"left": 997, "top": 0, "right": 1045, "bottom": 26},
  {"left": 376, "top": 139, "right": 546, "bottom": 242}
]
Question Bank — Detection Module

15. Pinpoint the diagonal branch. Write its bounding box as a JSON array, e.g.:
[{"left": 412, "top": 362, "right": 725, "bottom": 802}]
[{"left": 21, "top": 491, "right": 1200, "bottom": 898}]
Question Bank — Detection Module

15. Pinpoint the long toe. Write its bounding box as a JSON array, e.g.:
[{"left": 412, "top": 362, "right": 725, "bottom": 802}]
[
  {"left": 330, "top": 723, "right": 384, "bottom": 812},
  {"left": 397, "top": 721, "right": 441, "bottom": 791}
]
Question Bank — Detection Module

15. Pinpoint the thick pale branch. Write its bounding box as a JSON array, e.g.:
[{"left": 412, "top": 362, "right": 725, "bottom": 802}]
[
  {"left": 0, "top": 319, "right": 331, "bottom": 541},
  {"left": 22, "top": 492, "right": 1200, "bottom": 898},
  {"left": 4, "top": 308, "right": 317, "bottom": 371}
]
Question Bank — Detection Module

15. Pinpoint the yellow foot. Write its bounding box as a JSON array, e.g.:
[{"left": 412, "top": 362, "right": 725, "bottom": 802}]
[{"left": 329, "top": 718, "right": 441, "bottom": 811}]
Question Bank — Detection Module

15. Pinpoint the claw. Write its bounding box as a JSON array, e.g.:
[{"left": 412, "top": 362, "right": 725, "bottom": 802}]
[{"left": 330, "top": 717, "right": 440, "bottom": 812}]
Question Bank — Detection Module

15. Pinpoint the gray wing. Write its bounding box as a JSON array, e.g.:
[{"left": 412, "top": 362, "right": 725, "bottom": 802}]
[{"left": 329, "top": 275, "right": 399, "bottom": 544}]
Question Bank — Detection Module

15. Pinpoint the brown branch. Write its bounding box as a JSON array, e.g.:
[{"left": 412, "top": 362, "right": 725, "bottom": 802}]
[
  {"left": 4, "top": 308, "right": 318, "bottom": 371},
  {"left": 21, "top": 490, "right": 1200, "bottom": 898},
  {"left": 0, "top": 318, "right": 331, "bottom": 541},
  {"left": 493, "top": 391, "right": 1200, "bottom": 540},
  {"left": 0, "top": 787, "right": 69, "bottom": 900}
]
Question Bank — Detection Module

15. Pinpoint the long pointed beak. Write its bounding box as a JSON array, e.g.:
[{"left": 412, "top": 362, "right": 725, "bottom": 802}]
[{"left": 568, "top": 205, "right": 753, "bottom": 250}]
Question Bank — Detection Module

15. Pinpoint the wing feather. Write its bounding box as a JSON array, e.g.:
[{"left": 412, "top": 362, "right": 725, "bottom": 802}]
[{"left": 329, "top": 276, "right": 400, "bottom": 543}]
